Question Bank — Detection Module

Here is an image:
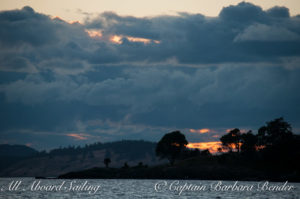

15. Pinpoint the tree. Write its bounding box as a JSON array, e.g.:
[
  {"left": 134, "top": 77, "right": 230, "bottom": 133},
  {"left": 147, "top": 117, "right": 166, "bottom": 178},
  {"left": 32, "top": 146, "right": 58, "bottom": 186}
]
[
  {"left": 240, "top": 131, "right": 257, "bottom": 153},
  {"left": 103, "top": 158, "right": 111, "bottom": 168},
  {"left": 138, "top": 162, "right": 144, "bottom": 167},
  {"left": 256, "top": 117, "right": 300, "bottom": 168},
  {"left": 257, "top": 117, "right": 293, "bottom": 148},
  {"left": 156, "top": 131, "right": 188, "bottom": 165},
  {"left": 220, "top": 128, "right": 242, "bottom": 153},
  {"left": 217, "top": 147, "right": 223, "bottom": 153},
  {"left": 122, "top": 162, "right": 129, "bottom": 169}
]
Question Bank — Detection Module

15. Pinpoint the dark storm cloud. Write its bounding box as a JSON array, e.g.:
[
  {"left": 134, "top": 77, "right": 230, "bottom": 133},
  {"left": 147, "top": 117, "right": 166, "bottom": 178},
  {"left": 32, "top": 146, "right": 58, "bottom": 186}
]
[
  {"left": 0, "top": 6, "right": 58, "bottom": 46},
  {"left": 267, "top": 6, "right": 290, "bottom": 18},
  {"left": 219, "top": 2, "right": 266, "bottom": 23},
  {"left": 1, "top": 65, "right": 300, "bottom": 126},
  {"left": 1, "top": 2, "right": 300, "bottom": 72},
  {"left": 0, "top": 6, "right": 92, "bottom": 73},
  {"left": 0, "top": 2, "right": 300, "bottom": 148},
  {"left": 84, "top": 2, "right": 300, "bottom": 63}
]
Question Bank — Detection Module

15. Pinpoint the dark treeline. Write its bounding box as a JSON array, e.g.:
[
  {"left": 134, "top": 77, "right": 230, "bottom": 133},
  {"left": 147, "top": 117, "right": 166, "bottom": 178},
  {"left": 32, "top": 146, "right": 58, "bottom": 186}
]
[
  {"left": 218, "top": 117, "right": 300, "bottom": 171},
  {"left": 151, "top": 117, "right": 300, "bottom": 181},
  {"left": 60, "top": 117, "right": 300, "bottom": 181},
  {"left": 157, "top": 118, "right": 300, "bottom": 160}
]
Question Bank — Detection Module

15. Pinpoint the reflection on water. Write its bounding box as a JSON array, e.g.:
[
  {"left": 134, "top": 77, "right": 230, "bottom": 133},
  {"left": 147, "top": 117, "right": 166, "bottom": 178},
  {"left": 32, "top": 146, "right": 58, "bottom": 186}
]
[{"left": 0, "top": 178, "right": 299, "bottom": 198}]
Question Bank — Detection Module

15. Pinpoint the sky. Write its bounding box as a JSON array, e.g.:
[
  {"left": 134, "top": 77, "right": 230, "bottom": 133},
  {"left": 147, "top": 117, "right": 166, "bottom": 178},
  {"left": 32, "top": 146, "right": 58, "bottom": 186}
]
[
  {"left": 0, "top": 1, "right": 300, "bottom": 150},
  {"left": 1, "top": 0, "right": 300, "bottom": 21}
]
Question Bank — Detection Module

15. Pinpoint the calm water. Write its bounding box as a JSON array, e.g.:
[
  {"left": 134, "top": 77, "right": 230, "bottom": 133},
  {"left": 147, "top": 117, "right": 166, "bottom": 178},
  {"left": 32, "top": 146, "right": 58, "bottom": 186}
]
[{"left": 0, "top": 178, "right": 299, "bottom": 198}]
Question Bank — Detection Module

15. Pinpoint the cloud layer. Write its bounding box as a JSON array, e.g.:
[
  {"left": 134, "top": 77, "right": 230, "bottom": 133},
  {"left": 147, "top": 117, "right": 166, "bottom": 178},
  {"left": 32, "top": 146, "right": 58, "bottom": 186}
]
[{"left": 0, "top": 2, "right": 300, "bottom": 148}]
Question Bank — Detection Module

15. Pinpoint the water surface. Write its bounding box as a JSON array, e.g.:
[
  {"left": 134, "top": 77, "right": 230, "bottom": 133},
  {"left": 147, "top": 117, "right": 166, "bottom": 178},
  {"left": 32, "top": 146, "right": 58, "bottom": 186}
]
[{"left": 0, "top": 178, "right": 299, "bottom": 198}]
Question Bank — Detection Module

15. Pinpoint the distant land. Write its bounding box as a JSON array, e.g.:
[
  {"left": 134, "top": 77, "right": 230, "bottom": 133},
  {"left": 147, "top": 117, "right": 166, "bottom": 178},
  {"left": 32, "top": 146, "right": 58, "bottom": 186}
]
[
  {"left": 2, "top": 118, "right": 300, "bottom": 182},
  {"left": 0, "top": 140, "right": 162, "bottom": 177},
  {"left": 59, "top": 118, "right": 300, "bottom": 182}
]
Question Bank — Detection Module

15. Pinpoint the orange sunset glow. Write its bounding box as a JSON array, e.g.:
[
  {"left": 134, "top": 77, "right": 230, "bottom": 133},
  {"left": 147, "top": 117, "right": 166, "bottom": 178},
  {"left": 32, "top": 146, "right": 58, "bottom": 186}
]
[
  {"left": 109, "top": 35, "right": 160, "bottom": 44},
  {"left": 187, "top": 141, "right": 222, "bottom": 153},
  {"left": 189, "top": 128, "right": 210, "bottom": 134},
  {"left": 66, "top": 133, "right": 89, "bottom": 140},
  {"left": 51, "top": 16, "right": 63, "bottom": 21},
  {"left": 25, "top": 143, "right": 33, "bottom": 147},
  {"left": 110, "top": 35, "right": 123, "bottom": 44},
  {"left": 51, "top": 16, "right": 80, "bottom": 24},
  {"left": 126, "top": 36, "right": 160, "bottom": 44},
  {"left": 85, "top": 29, "right": 103, "bottom": 38},
  {"left": 84, "top": 27, "right": 162, "bottom": 44}
]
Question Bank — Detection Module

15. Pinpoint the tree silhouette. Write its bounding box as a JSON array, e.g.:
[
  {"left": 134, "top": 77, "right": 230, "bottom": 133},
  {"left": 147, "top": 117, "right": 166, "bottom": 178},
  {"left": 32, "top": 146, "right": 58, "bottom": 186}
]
[
  {"left": 156, "top": 131, "right": 188, "bottom": 165},
  {"left": 257, "top": 117, "right": 293, "bottom": 148},
  {"left": 240, "top": 131, "right": 257, "bottom": 153},
  {"left": 220, "top": 128, "right": 242, "bottom": 152},
  {"left": 217, "top": 147, "right": 223, "bottom": 153},
  {"left": 138, "top": 162, "right": 143, "bottom": 167},
  {"left": 122, "top": 162, "right": 129, "bottom": 169},
  {"left": 103, "top": 158, "right": 111, "bottom": 168}
]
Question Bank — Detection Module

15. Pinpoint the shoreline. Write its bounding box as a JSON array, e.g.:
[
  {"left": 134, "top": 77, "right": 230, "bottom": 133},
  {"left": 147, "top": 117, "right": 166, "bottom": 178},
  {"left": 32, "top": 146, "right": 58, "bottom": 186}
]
[{"left": 57, "top": 166, "right": 300, "bottom": 182}]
